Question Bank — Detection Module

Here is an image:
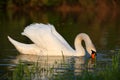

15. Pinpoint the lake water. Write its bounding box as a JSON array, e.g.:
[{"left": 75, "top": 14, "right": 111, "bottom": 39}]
[{"left": 0, "top": 7, "right": 120, "bottom": 79}]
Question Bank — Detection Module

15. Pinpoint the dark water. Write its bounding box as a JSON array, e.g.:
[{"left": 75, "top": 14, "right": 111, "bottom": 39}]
[{"left": 0, "top": 6, "right": 120, "bottom": 79}]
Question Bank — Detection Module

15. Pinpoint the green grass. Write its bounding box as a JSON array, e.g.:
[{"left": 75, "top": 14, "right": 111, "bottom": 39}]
[
  {"left": 98, "top": 54, "right": 120, "bottom": 80},
  {"left": 3, "top": 51, "right": 120, "bottom": 80},
  {"left": 78, "top": 52, "right": 120, "bottom": 80}
]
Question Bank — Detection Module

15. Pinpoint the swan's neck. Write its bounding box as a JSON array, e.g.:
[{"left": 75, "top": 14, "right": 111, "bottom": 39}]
[{"left": 74, "top": 33, "right": 94, "bottom": 56}]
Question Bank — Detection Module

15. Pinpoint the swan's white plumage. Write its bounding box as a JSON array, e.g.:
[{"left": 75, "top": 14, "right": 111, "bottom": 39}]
[
  {"left": 8, "top": 36, "right": 41, "bottom": 55},
  {"left": 8, "top": 23, "right": 96, "bottom": 56},
  {"left": 22, "top": 23, "right": 73, "bottom": 51}
]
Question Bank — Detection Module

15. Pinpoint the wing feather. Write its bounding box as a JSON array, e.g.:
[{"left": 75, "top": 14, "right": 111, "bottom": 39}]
[{"left": 21, "top": 23, "right": 73, "bottom": 51}]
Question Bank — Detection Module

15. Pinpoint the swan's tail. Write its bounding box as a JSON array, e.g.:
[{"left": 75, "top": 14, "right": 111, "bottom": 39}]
[
  {"left": 8, "top": 36, "right": 23, "bottom": 47},
  {"left": 7, "top": 36, "right": 40, "bottom": 55}
]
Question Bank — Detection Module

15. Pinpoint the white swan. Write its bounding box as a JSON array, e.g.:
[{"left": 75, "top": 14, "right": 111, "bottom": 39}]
[{"left": 8, "top": 23, "right": 96, "bottom": 57}]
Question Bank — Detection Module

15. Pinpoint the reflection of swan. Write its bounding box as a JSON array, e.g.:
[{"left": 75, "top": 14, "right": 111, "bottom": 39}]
[
  {"left": 12, "top": 55, "right": 95, "bottom": 76},
  {"left": 12, "top": 54, "right": 86, "bottom": 72},
  {"left": 8, "top": 23, "right": 96, "bottom": 56},
  {"left": 12, "top": 54, "right": 67, "bottom": 64}
]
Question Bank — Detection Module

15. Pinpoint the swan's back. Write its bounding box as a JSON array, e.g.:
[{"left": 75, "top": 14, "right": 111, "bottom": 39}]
[{"left": 21, "top": 23, "right": 73, "bottom": 52}]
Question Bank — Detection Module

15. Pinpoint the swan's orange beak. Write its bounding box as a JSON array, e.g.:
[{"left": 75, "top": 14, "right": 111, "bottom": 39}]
[{"left": 91, "top": 50, "right": 96, "bottom": 59}]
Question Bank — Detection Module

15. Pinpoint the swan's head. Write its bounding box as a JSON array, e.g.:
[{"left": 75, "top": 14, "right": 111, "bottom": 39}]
[
  {"left": 91, "top": 50, "right": 97, "bottom": 59},
  {"left": 86, "top": 47, "right": 97, "bottom": 58}
]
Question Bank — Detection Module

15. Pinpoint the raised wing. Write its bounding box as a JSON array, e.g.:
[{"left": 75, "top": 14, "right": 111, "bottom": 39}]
[{"left": 21, "top": 23, "right": 73, "bottom": 51}]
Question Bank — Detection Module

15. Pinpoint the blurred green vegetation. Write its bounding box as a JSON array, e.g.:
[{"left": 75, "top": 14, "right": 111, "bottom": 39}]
[{"left": 0, "top": 0, "right": 119, "bottom": 10}]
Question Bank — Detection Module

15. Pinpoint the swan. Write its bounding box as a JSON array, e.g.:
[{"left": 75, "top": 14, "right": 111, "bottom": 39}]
[{"left": 8, "top": 23, "right": 96, "bottom": 57}]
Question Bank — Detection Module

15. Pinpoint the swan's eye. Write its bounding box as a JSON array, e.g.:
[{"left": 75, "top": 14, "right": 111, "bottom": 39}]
[{"left": 91, "top": 50, "right": 97, "bottom": 59}]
